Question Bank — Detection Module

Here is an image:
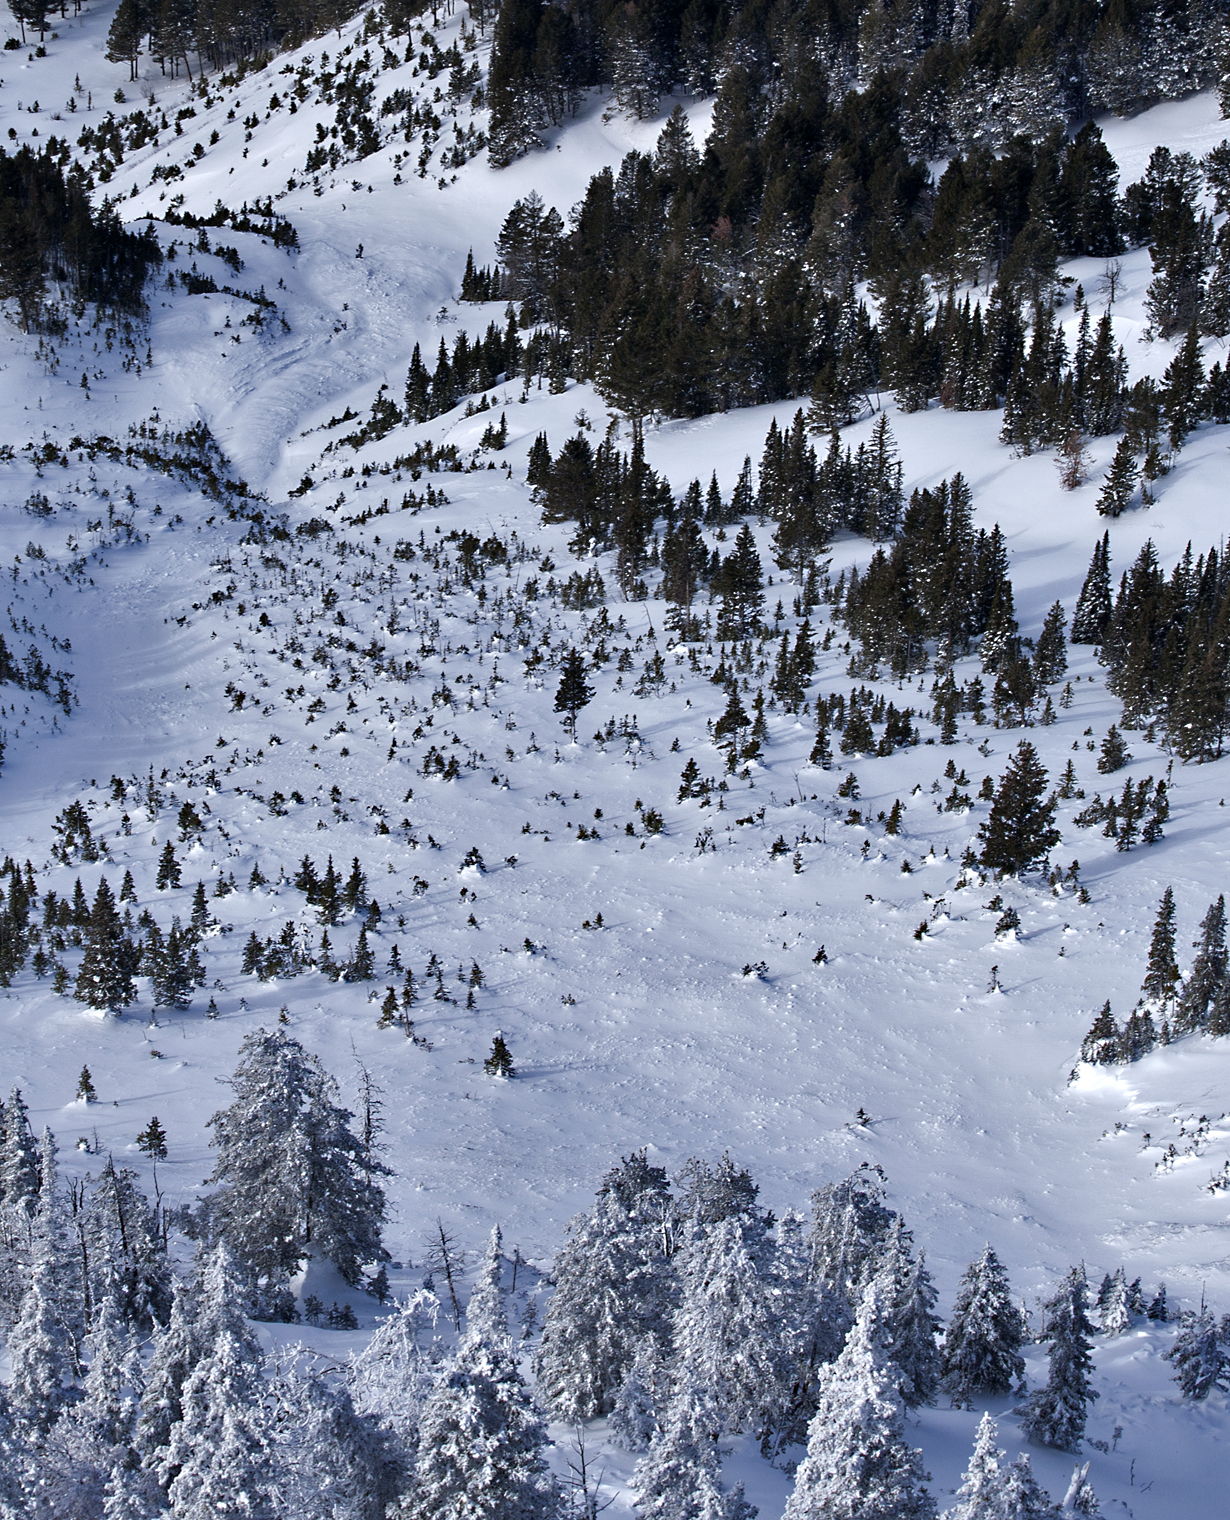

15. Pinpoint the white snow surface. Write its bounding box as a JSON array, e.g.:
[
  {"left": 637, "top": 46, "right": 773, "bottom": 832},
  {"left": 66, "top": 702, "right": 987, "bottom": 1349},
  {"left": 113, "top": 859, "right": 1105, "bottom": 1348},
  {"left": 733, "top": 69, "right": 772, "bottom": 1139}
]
[{"left": 0, "top": 5, "right": 1229, "bottom": 1513}]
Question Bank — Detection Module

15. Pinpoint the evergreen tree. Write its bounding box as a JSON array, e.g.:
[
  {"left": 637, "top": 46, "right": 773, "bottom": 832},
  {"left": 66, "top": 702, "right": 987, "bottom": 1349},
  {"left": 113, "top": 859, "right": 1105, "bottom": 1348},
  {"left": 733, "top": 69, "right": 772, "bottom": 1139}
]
[
  {"left": 202, "top": 1030, "right": 389, "bottom": 1303},
  {"left": 1164, "top": 1310, "right": 1229, "bottom": 1398},
  {"left": 484, "top": 1033, "right": 515, "bottom": 1078},
  {"left": 1071, "top": 534, "right": 1112, "bottom": 645},
  {"left": 939, "top": 1245, "right": 1026, "bottom": 1405},
  {"left": 466, "top": 1225, "right": 508, "bottom": 1345},
  {"left": 9, "top": 1235, "right": 72, "bottom": 1435},
  {"left": 410, "top": 1335, "right": 556, "bottom": 1520},
  {"left": 807, "top": 1164, "right": 897, "bottom": 1330},
  {"left": 1141, "top": 888, "right": 1180, "bottom": 1007},
  {"left": 1162, "top": 324, "right": 1206, "bottom": 450},
  {"left": 948, "top": 1413, "right": 1061, "bottom": 1520},
  {"left": 554, "top": 649, "right": 594, "bottom": 742},
  {"left": 977, "top": 742, "right": 1060, "bottom": 876},
  {"left": 876, "top": 1220, "right": 942, "bottom": 1409},
  {"left": 1175, "top": 895, "right": 1228, "bottom": 1034},
  {"left": 1095, "top": 437, "right": 1138, "bottom": 517},
  {"left": 1, "top": 1085, "right": 40, "bottom": 1208},
  {"left": 1096, "top": 725, "right": 1130, "bottom": 773},
  {"left": 75, "top": 877, "right": 137, "bottom": 1011},
  {"left": 632, "top": 1377, "right": 755, "bottom": 1520},
  {"left": 1021, "top": 1267, "right": 1098, "bottom": 1452},
  {"left": 784, "top": 1284, "right": 935, "bottom": 1520},
  {"left": 715, "top": 525, "right": 764, "bottom": 639},
  {"left": 161, "top": 1313, "right": 275, "bottom": 1520},
  {"left": 1033, "top": 602, "right": 1068, "bottom": 686},
  {"left": 156, "top": 843, "right": 181, "bottom": 891},
  {"left": 673, "top": 1212, "right": 786, "bottom": 1439},
  {"left": 1079, "top": 1002, "right": 1121, "bottom": 1066},
  {"left": 609, "top": 1342, "right": 663, "bottom": 1453},
  {"left": 535, "top": 1154, "right": 674, "bottom": 1421}
]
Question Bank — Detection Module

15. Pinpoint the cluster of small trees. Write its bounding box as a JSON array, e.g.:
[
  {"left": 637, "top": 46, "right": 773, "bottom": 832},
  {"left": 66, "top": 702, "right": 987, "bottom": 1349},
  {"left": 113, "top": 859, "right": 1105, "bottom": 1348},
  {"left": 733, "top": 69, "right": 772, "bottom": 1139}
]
[
  {"left": 1081, "top": 889, "right": 1230, "bottom": 1065},
  {"left": 1072, "top": 534, "right": 1230, "bottom": 761},
  {"left": 535, "top": 1155, "right": 1173, "bottom": 1520}
]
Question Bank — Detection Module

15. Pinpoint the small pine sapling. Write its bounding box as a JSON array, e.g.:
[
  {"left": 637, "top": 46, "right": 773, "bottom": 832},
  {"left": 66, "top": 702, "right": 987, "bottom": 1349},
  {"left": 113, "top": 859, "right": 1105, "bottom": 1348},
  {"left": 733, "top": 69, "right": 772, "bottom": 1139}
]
[
  {"left": 76, "top": 1066, "right": 97, "bottom": 1103},
  {"left": 485, "top": 1033, "right": 515, "bottom": 1079}
]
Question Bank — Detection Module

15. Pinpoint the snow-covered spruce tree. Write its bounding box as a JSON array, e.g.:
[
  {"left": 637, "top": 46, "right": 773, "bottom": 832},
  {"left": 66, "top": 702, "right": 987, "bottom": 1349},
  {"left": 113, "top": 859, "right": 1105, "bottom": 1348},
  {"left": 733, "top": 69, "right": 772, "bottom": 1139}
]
[
  {"left": 1096, "top": 1269, "right": 1133, "bottom": 1337},
  {"left": 1164, "top": 1310, "right": 1229, "bottom": 1398},
  {"left": 37, "top": 1287, "right": 143, "bottom": 1520},
  {"left": 160, "top": 1315, "right": 276, "bottom": 1520},
  {"left": 947, "top": 1413, "right": 1061, "bottom": 1520},
  {"left": 9, "top": 1212, "right": 74, "bottom": 1437},
  {"left": 83, "top": 1157, "right": 171, "bottom": 1332},
  {"left": 409, "top": 1334, "right": 556, "bottom": 1520},
  {"left": 74, "top": 877, "right": 137, "bottom": 1012},
  {"left": 534, "top": 1152, "right": 675, "bottom": 1421},
  {"left": 807, "top": 1163, "right": 898, "bottom": 1330},
  {"left": 267, "top": 1358, "right": 387, "bottom": 1520},
  {"left": 632, "top": 1375, "right": 756, "bottom": 1520},
  {"left": 1021, "top": 1267, "right": 1098, "bottom": 1451},
  {"left": 1070, "top": 533, "right": 1111, "bottom": 645},
  {"left": 609, "top": 1341, "right": 664, "bottom": 1452},
  {"left": 134, "top": 1277, "right": 201, "bottom": 1466},
  {"left": 876, "top": 1218, "right": 942, "bottom": 1408},
  {"left": 346, "top": 1288, "right": 444, "bottom": 1502},
  {"left": 672, "top": 1211, "right": 787, "bottom": 1440},
  {"left": 773, "top": 1208, "right": 847, "bottom": 1449},
  {"left": 784, "top": 1283, "right": 935, "bottom": 1520},
  {"left": 202, "top": 1029, "right": 388, "bottom": 1311},
  {"left": 939, "top": 1245, "right": 1027, "bottom": 1406},
  {"left": 466, "top": 1224, "right": 508, "bottom": 1344}
]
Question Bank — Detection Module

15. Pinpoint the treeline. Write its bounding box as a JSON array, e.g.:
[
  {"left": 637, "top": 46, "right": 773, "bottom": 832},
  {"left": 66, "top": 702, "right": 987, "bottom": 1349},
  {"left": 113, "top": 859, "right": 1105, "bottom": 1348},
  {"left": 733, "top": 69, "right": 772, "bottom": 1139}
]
[
  {"left": 486, "top": 0, "right": 1222, "bottom": 165},
  {"left": 476, "top": 124, "right": 1230, "bottom": 425},
  {"left": 0, "top": 145, "right": 161, "bottom": 329}
]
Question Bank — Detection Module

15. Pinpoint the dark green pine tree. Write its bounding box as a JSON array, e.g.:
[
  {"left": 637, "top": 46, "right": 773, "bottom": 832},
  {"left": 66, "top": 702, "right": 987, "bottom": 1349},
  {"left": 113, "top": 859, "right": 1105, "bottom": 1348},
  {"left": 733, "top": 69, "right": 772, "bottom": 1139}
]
[
  {"left": 484, "top": 1032, "right": 516, "bottom": 1078},
  {"left": 136, "top": 1115, "right": 168, "bottom": 1160},
  {"left": 1082, "top": 315, "right": 1128, "bottom": 435},
  {"left": 977, "top": 741, "right": 1061, "bottom": 877},
  {"left": 404, "top": 344, "right": 431, "bottom": 423},
  {"left": 661, "top": 501, "right": 707, "bottom": 608},
  {"left": 1071, "top": 533, "right": 1112, "bottom": 644},
  {"left": 1142, "top": 888, "right": 1180, "bottom": 1007},
  {"left": 1162, "top": 324, "right": 1206, "bottom": 451},
  {"left": 715, "top": 524, "right": 764, "bottom": 639},
  {"left": 152, "top": 919, "right": 195, "bottom": 1009},
  {"left": 348, "top": 926, "right": 375, "bottom": 982},
  {"left": 1095, "top": 437, "right": 1139, "bottom": 518},
  {"left": 343, "top": 857, "right": 367, "bottom": 915},
  {"left": 1174, "top": 895, "right": 1228, "bottom": 1035},
  {"left": 189, "top": 882, "right": 210, "bottom": 937},
  {"left": 1033, "top": 601, "right": 1068, "bottom": 685},
  {"left": 155, "top": 842, "right": 181, "bottom": 891},
  {"left": 1080, "top": 1001, "right": 1122, "bottom": 1064},
  {"left": 553, "top": 649, "right": 594, "bottom": 741},
  {"left": 316, "top": 856, "right": 342, "bottom": 927},
  {"left": 74, "top": 878, "right": 136, "bottom": 1011},
  {"left": 1097, "top": 724, "right": 1131, "bottom": 773}
]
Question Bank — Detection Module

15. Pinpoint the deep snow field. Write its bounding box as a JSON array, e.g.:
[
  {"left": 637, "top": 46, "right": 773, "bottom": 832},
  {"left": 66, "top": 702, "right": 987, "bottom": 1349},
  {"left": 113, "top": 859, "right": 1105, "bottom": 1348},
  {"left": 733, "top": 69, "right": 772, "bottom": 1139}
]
[{"left": 1, "top": 3, "right": 1230, "bottom": 1513}]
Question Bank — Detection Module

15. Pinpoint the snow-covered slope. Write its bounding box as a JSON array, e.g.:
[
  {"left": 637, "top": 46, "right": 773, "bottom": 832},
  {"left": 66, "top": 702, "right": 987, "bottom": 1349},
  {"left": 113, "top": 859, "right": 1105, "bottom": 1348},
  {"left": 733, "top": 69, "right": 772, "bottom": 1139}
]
[{"left": 1, "top": 5, "right": 1229, "bottom": 1513}]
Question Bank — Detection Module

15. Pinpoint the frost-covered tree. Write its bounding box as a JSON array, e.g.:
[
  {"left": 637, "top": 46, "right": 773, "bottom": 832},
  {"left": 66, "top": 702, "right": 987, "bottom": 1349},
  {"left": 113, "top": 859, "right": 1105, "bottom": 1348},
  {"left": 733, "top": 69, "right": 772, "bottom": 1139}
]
[
  {"left": 202, "top": 1029, "right": 389, "bottom": 1306},
  {"left": 609, "top": 1342, "right": 663, "bottom": 1452},
  {"left": 807, "top": 1164, "right": 897, "bottom": 1330},
  {"left": 939, "top": 1246, "right": 1027, "bottom": 1406},
  {"left": 9, "top": 1231, "right": 73, "bottom": 1436},
  {"left": 465, "top": 1225, "right": 508, "bottom": 1345},
  {"left": 774, "top": 1208, "right": 846, "bottom": 1449},
  {"left": 632, "top": 1376, "right": 755, "bottom": 1520},
  {"left": 134, "top": 1277, "right": 200, "bottom": 1465},
  {"left": 346, "top": 1288, "right": 442, "bottom": 1504},
  {"left": 947, "top": 1414, "right": 1061, "bottom": 1520},
  {"left": 161, "top": 1323, "right": 275, "bottom": 1520},
  {"left": 1164, "top": 1310, "right": 1229, "bottom": 1398},
  {"left": 535, "top": 1153, "right": 675, "bottom": 1421},
  {"left": 409, "top": 1335, "right": 556, "bottom": 1520},
  {"left": 1021, "top": 1268, "right": 1098, "bottom": 1451},
  {"left": 267, "top": 1360, "right": 386, "bottom": 1520},
  {"left": 877, "top": 1219, "right": 942, "bottom": 1408},
  {"left": 672, "top": 1212, "right": 786, "bottom": 1439},
  {"left": 1096, "top": 1269, "right": 1133, "bottom": 1337},
  {"left": 784, "top": 1284, "right": 935, "bottom": 1520},
  {"left": 83, "top": 1158, "right": 171, "bottom": 1332}
]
